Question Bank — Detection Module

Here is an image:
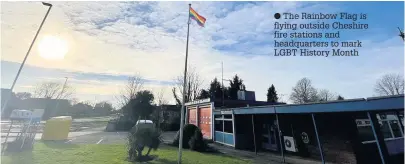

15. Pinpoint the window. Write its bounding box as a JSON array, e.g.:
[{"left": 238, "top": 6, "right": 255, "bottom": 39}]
[
  {"left": 224, "top": 114, "right": 232, "bottom": 119},
  {"left": 215, "top": 114, "right": 234, "bottom": 134},
  {"left": 380, "top": 121, "right": 392, "bottom": 139},
  {"left": 214, "top": 114, "right": 234, "bottom": 134},
  {"left": 390, "top": 120, "right": 402, "bottom": 138},
  {"left": 215, "top": 120, "right": 223, "bottom": 131},
  {"left": 224, "top": 120, "right": 233, "bottom": 133},
  {"left": 399, "top": 111, "right": 404, "bottom": 128},
  {"left": 262, "top": 136, "right": 269, "bottom": 143},
  {"left": 356, "top": 112, "right": 403, "bottom": 144},
  {"left": 357, "top": 126, "right": 375, "bottom": 142},
  {"left": 215, "top": 115, "right": 223, "bottom": 120}
]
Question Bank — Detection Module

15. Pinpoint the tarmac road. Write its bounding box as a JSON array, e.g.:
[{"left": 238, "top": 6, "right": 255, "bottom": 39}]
[
  {"left": 2, "top": 115, "right": 177, "bottom": 145},
  {"left": 1, "top": 116, "right": 111, "bottom": 134},
  {"left": 1, "top": 128, "right": 104, "bottom": 144},
  {"left": 63, "top": 130, "right": 176, "bottom": 145},
  {"left": 66, "top": 131, "right": 128, "bottom": 144}
]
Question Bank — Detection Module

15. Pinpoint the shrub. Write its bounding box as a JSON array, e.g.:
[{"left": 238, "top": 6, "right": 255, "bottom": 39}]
[
  {"left": 127, "top": 125, "right": 161, "bottom": 162},
  {"left": 172, "top": 124, "right": 207, "bottom": 151},
  {"left": 115, "top": 116, "right": 135, "bottom": 131},
  {"left": 172, "top": 124, "right": 198, "bottom": 148},
  {"left": 188, "top": 128, "right": 207, "bottom": 152}
]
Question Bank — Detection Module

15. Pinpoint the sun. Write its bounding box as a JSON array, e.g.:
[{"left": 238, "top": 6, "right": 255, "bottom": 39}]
[{"left": 38, "top": 35, "right": 68, "bottom": 60}]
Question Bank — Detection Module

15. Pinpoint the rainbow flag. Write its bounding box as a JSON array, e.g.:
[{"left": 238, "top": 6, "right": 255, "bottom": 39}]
[{"left": 189, "top": 7, "right": 206, "bottom": 27}]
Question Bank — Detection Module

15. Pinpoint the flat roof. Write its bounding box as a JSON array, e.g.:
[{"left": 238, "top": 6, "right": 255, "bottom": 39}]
[
  {"left": 214, "top": 95, "right": 404, "bottom": 114},
  {"left": 185, "top": 98, "right": 285, "bottom": 108}
]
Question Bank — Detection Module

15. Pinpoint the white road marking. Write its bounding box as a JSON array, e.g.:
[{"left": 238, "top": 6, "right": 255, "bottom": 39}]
[
  {"left": 96, "top": 137, "right": 104, "bottom": 144},
  {"left": 65, "top": 138, "right": 75, "bottom": 143}
]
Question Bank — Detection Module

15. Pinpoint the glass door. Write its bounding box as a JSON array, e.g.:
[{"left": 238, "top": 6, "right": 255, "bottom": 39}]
[{"left": 261, "top": 121, "right": 278, "bottom": 151}]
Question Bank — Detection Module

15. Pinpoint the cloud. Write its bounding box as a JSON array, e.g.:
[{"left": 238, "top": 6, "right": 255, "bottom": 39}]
[
  {"left": 1, "top": 1, "right": 404, "bottom": 105},
  {"left": 1, "top": 60, "right": 176, "bottom": 107}
]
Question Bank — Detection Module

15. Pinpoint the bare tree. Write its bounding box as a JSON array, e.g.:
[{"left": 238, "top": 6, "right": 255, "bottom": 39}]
[
  {"left": 172, "top": 67, "right": 203, "bottom": 105},
  {"left": 156, "top": 88, "right": 168, "bottom": 106},
  {"left": 94, "top": 101, "right": 114, "bottom": 115},
  {"left": 153, "top": 88, "right": 168, "bottom": 128},
  {"left": 374, "top": 73, "right": 405, "bottom": 96},
  {"left": 33, "top": 81, "right": 74, "bottom": 99},
  {"left": 69, "top": 98, "right": 79, "bottom": 106},
  {"left": 15, "top": 92, "right": 32, "bottom": 100},
  {"left": 317, "top": 89, "right": 336, "bottom": 102},
  {"left": 116, "top": 75, "right": 144, "bottom": 108},
  {"left": 83, "top": 100, "right": 96, "bottom": 108},
  {"left": 290, "top": 78, "right": 318, "bottom": 104},
  {"left": 336, "top": 95, "right": 345, "bottom": 100},
  {"left": 277, "top": 93, "right": 287, "bottom": 103}
]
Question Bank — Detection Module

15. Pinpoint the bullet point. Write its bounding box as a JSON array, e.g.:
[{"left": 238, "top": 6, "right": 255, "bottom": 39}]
[{"left": 274, "top": 13, "right": 281, "bottom": 19}]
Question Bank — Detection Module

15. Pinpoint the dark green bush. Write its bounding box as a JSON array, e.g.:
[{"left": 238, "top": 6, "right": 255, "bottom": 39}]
[
  {"left": 188, "top": 128, "right": 207, "bottom": 152},
  {"left": 172, "top": 124, "right": 208, "bottom": 152},
  {"left": 127, "top": 125, "right": 161, "bottom": 162},
  {"left": 172, "top": 124, "right": 198, "bottom": 148}
]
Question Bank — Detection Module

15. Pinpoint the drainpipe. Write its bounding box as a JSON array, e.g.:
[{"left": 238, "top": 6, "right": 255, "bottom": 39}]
[
  {"left": 311, "top": 114, "right": 325, "bottom": 164},
  {"left": 275, "top": 107, "right": 285, "bottom": 163},
  {"left": 232, "top": 109, "right": 236, "bottom": 147},
  {"left": 251, "top": 114, "right": 257, "bottom": 155}
]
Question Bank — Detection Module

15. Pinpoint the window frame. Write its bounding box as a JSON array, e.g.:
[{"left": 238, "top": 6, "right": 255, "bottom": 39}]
[
  {"left": 356, "top": 116, "right": 404, "bottom": 144},
  {"left": 214, "top": 114, "right": 233, "bottom": 134}
]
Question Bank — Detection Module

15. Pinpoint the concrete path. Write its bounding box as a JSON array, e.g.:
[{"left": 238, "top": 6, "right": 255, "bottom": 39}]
[
  {"left": 209, "top": 143, "right": 325, "bottom": 164},
  {"left": 1, "top": 117, "right": 109, "bottom": 134},
  {"left": 66, "top": 131, "right": 127, "bottom": 144},
  {"left": 1, "top": 127, "right": 168, "bottom": 146},
  {"left": 160, "top": 131, "right": 176, "bottom": 144},
  {"left": 158, "top": 131, "right": 325, "bottom": 164}
]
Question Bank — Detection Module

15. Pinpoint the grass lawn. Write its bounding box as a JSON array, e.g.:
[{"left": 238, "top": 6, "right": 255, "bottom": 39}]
[{"left": 1, "top": 142, "right": 252, "bottom": 164}]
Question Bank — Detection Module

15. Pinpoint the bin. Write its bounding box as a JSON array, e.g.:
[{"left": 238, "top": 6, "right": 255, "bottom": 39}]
[{"left": 41, "top": 116, "right": 72, "bottom": 141}]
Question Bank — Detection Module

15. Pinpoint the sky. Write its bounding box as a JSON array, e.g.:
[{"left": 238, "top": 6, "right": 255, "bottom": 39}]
[{"left": 1, "top": 1, "right": 404, "bottom": 108}]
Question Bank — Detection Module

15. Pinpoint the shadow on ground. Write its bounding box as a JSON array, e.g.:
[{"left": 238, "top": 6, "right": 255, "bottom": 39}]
[
  {"left": 165, "top": 142, "right": 226, "bottom": 154},
  {"left": 2, "top": 151, "right": 34, "bottom": 164},
  {"left": 127, "top": 155, "right": 176, "bottom": 164},
  {"left": 153, "top": 157, "right": 177, "bottom": 164}
]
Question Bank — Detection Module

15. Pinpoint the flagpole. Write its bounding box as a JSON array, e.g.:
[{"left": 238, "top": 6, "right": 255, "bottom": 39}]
[{"left": 178, "top": 3, "right": 191, "bottom": 164}]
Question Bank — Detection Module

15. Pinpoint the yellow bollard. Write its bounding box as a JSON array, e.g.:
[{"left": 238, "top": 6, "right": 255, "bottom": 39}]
[{"left": 41, "top": 116, "right": 72, "bottom": 141}]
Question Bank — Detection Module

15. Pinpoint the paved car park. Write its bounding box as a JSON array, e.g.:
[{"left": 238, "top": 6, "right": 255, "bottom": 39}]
[{"left": 1, "top": 129, "right": 102, "bottom": 144}]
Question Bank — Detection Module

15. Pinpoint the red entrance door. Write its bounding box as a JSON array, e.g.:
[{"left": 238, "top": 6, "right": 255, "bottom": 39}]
[{"left": 198, "top": 106, "right": 212, "bottom": 139}]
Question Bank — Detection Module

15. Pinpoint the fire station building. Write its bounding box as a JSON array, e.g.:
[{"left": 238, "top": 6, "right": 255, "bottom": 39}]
[{"left": 185, "top": 93, "right": 404, "bottom": 164}]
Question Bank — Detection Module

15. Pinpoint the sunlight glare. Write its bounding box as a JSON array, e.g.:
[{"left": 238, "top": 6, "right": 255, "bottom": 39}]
[{"left": 38, "top": 35, "right": 68, "bottom": 60}]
